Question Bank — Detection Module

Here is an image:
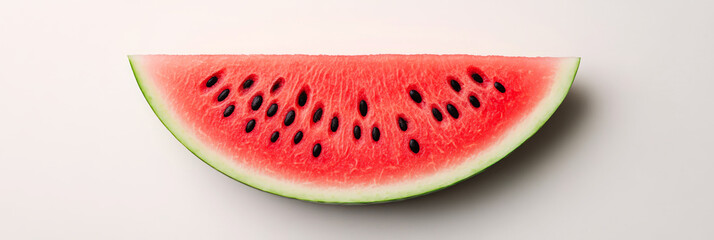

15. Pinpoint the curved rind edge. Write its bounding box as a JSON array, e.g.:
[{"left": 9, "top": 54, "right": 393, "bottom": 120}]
[{"left": 129, "top": 56, "right": 580, "bottom": 204}]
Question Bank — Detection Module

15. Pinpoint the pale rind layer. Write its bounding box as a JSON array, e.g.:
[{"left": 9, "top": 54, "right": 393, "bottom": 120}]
[{"left": 130, "top": 56, "right": 580, "bottom": 203}]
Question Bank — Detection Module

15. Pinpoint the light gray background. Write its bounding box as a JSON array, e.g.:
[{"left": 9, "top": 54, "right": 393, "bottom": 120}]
[{"left": 2, "top": 0, "right": 713, "bottom": 239}]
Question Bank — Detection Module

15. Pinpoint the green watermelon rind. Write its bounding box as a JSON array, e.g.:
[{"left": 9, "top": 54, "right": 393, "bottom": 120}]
[{"left": 129, "top": 56, "right": 580, "bottom": 204}]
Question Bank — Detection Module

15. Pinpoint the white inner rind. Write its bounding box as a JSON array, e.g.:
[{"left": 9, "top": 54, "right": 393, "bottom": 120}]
[{"left": 130, "top": 56, "right": 580, "bottom": 203}]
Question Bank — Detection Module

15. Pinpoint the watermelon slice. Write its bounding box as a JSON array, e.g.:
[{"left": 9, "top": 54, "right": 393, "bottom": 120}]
[{"left": 129, "top": 55, "right": 580, "bottom": 203}]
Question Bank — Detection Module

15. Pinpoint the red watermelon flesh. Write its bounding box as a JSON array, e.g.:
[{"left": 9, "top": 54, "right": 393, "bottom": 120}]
[{"left": 129, "top": 55, "right": 580, "bottom": 203}]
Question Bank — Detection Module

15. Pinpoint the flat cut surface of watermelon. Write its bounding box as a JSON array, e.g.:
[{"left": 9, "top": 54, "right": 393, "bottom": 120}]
[{"left": 129, "top": 55, "right": 580, "bottom": 203}]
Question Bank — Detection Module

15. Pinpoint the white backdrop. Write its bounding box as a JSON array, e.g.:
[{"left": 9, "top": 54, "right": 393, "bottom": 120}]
[{"left": 1, "top": 0, "right": 713, "bottom": 239}]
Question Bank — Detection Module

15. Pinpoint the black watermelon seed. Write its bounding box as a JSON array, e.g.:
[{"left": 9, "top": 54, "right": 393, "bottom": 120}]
[
  {"left": 313, "top": 108, "right": 323, "bottom": 123},
  {"left": 298, "top": 91, "right": 308, "bottom": 107},
  {"left": 217, "top": 89, "right": 230, "bottom": 101},
  {"left": 398, "top": 117, "right": 408, "bottom": 131},
  {"left": 409, "top": 139, "right": 420, "bottom": 154},
  {"left": 353, "top": 125, "right": 361, "bottom": 140},
  {"left": 471, "top": 73, "right": 484, "bottom": 83},
  {"left": 446, "top": 104, "right": 459, "bottom": 119},
  {"left": 266, "top": 103, "right": 278, "bottom": 117},
  {"left": 330, "top": 117, "right": 339, "bottom": 132},
  {"left": 432, "top": 108, "right": 443, "bottom": 121},
  {"left": 271, "top": 80, "right": 282, "bottom": 92},
  {"left": 494, "top": 82, "right": 506, "bottom": 93},
  {"left": 312, "top": 143, "right": 322, "bottom": 157},
  {"left": 409, "top": 90, "right": 423, "bottom": 103},
  {"left": 372, "top": 127, "right": 380, "bottom": 142},
  {"left": 293, "top": 131, "right": 303, "bottom": 144},
  {"left": 206, "top": 76, "right": 218, "bottom": 87},
  {"left": 245, "top": 119, "right": 256, "bottom": 133},
  {"left": 251, "top": 95, "right": 263, "bottom": 110},
  {"left": 223, "top": 105, "right": 235, "bottom": 117},
  {"left": 450, "top": 79, "right": 461, "bottom": 92},
  {"left": 469, "top": 95, "right": 481, "bottom": 108},
  {"left": 270, "top": 131, "right": 280, "bottom": 142},
  {"left": 284, "top": 110, "right": 296, "bottom": 126},
  {"left": 242, "top": 78, "right": 254, "bottom": 89},
  {"left": 359, "top": 100, "right": 368, "bottom": 117}
]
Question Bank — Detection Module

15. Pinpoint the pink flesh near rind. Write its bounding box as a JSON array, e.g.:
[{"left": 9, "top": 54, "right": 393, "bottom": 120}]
[{"left": 129, "top": 55, "right": 580, "bottom": 203}]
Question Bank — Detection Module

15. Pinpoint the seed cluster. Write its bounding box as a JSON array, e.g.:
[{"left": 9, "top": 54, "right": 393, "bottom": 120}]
[
  {"left": 205, "top": 67, "right": 504, "bottom": 158},
  {"left": 349, "top": 98, "right": 380, "bottom": 143},
  {"left": 205, "top": 74, "right": 326, "bottom": 158},
  {"left": 398, "top": 69, "right": 504, "bottom": 154}
]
